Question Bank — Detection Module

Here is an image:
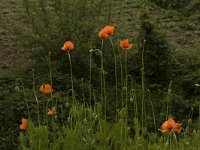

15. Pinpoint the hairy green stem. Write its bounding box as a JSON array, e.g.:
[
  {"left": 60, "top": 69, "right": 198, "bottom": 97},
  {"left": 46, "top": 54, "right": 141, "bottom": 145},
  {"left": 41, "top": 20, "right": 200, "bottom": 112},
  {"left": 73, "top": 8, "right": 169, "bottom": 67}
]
[
  {"left": 166, "top": 81, "right": 172, "bottom": 120},
  {"left": 109, "top": 37, "right": 118, "bottom": 118},
  {"left": 147, "top": 89, "right": 156, "bottom": 133},
  {"left": 89, "top": 51, "right": 92, "bottom": 107},
  {"left": 118, "top": 45, "right": 124, "bottom": 107},
  {"left": 32, "top": 69, "right": 40, "bottom": 126},
  {"left": 16, "top": 78, "right": 30, "bottom": 119},
  {"left": 89, "top": 49, "right": 105, "bottom": 120},
  {"left": 81, "top": 78, "right": 85, "bottom": 106},
  {"left": 101, "top": 39, "right": 106, "bottom": 120},
  {"left": 68, "top": 51, "right": 75, "bottom": 103},
  {"left": 125, "top": 52, "right": 128, "bottom": 120},
  {"left": 141, "top": 39, "right": 146, "bottom": 133}
]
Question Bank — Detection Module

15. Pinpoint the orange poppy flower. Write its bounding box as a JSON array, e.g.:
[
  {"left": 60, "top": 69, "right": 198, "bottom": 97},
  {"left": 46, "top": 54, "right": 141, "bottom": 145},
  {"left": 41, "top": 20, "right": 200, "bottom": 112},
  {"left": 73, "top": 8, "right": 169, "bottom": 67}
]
[
  {"left": 20, "top": 118, "right": 28, "bottom": 130},
  {"left": 173, "top": 123, "right": 182, "bottom": 133},
  {"left": 98, "top": 29, "right": 109, "bottom": 39},
  {"left": 120, "top": 39, "right": 132, "bottom": 49},
  {"left": 61, "top": 41, "right": 74, "bottom": 51},
  {"left": 48, "top": 108, "right": 56, "bottom": 116},
  {"left": 161, "top": 118, "right": 182, "bottom": 133},
  {"left": 161, "top": 120, "right": 170, "bottom": 133},
  {"left": 98, "top": 25, "right": 115, "bottom": 39},
  {"left": 167, "top": 118, "right": 176, "bottom": 128},
  {"left": 40, "top": 84, "right": 52, "bottom": 94},
  {"left": 103, "top": 25, "right": 115, "bottom": 35}
]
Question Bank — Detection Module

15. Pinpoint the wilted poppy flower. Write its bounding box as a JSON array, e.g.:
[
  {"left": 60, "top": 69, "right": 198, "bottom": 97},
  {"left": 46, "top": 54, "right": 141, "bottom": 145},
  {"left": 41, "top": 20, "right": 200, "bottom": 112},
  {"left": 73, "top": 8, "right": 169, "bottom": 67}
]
[
  {"left": 61, "top": 41, "right": 74, "bottom": 51},
  {"left": 40, "top": 84, "right": 52, "bottom": 94},
  {"left": 161, "top": 118, "right": 182, "bottom": 133},
  {"left": 48, "top": 108, "right": 56, "bottom": 116},
  {"left": 120, "top": 39, "right": 132, "bottom": 49},
  {"left": 20, "top": 118, "right": 28, "bottom": 130},
  {"left": 98, "top": 25, "right": 115, "bottom": 39}
]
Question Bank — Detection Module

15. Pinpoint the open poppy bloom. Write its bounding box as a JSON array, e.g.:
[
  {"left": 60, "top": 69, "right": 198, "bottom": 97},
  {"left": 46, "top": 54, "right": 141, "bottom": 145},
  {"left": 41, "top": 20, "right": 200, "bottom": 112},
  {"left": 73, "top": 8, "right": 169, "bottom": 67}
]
[
  {"left": 20, "top": 118, "right": 28, "bottom": 130},
  {"left": 98, "top": 25, "right": 115, "bottom": 39},
  {"left": 40, "top": 84, "right": 52, "bottom": 94},
  {"left": 120, "top": 39, "right": 132, "bottom": 49},
  {"left": 161, "top": 118, "right": 182, "bottom": 133},
  {"left": 61, "top": 41, "right": 74, "bottom": 51},
  {"left": 48, "top": 108, "right": 56, "bottom": 116}
]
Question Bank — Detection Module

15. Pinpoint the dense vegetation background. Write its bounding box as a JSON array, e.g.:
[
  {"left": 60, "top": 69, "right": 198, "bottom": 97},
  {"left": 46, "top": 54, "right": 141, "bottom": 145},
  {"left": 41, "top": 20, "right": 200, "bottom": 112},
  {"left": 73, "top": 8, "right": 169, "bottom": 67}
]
[{"left": 0, "top": 0, "right": 200, "bottom": 149}]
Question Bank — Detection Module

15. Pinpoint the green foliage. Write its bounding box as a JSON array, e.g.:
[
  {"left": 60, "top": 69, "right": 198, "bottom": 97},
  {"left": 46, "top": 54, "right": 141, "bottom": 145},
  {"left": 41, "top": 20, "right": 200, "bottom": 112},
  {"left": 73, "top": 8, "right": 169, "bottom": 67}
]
[
  {"left": 0, "top": 75, "right": 24, "bottom": 150},
  {"left": 174, "top": 48, "right": 200, "bottom": 99},
  {"left": 185, "top": 0, "right": 200, "bottom": 16},
  {"left": 4, "top": 0, "right": 115, "bottom": 99},
  {"left": 164, "top": 9, "right": 184, "bottom": 21},
  {"left": 19, "top": 120, "right": 48, "bottom": 150},
  {"left": 135, "top": 10, "right": 173, "bottom": 88},
  {"left": 179, "top": 21, "right": 197, "bottom": 31},
  {"left": 18, "top": 104, "right": 200, "bottom": 150},
  {"left": 150, "top": 0, "right": 190, "bottom": 9}
]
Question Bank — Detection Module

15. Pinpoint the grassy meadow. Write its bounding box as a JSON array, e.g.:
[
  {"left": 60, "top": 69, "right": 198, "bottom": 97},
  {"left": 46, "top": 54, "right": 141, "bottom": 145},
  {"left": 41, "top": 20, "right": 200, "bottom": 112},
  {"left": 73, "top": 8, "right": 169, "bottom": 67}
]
[{"left": 0, "top": 0, "right": 200, "bottom": 149}]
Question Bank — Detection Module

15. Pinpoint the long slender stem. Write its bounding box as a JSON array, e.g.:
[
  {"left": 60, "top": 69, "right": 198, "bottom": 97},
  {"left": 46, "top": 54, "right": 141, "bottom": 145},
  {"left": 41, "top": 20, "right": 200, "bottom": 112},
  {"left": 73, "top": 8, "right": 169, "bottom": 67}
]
[
  {"left": 81, "top": 78, "right": 85, "bottom": 106},
  {"left": 16, "top": 78, "right": 30, "bottom": 119},
  {"left": 48, "top": 51, "right": 54, "bottom": 144},
  {"left": 89, "top": 51, "right": 92, "bottom": 107},
  {"left": 129, "top": 89, "right": 137, "bottom": 119},
  {"left": 125, "top": 52, "right": 128, "bottom": 117},
  {"left": 49, "top": 52, "right": 53, "bottom": 99},
  {"left": 147, "top": 89, "right": 156, "bottom": 133},
  {"left": 134, "top": 90, "right": 138, "bottom": 119},
  {"left": 141, "top": 39, "right": 146, "bottom": 133},
  {"left": 68, "top": 51, "right": 74, "bottom": 90},
  {"left": 89, "top": 48, "right": 106, "bottom": 120},
  {"left": 109, "top": 37, "right": 118, "bottom": 118},
  {"left": 32, "top": 69, "right": 40, "bottom": 126},
  {"left": 68, "top": 51, "right": 75, "bottom": 103},
  {"left": 49, "top": 51, "right": 53, "bottom": 100},
  {"left": 166, "top": 81, "right": 172, "bottom": 120},
  {"left": 123, "top": 50, "right": 128, "bottom": 144},
  {"left": 117, "top": 45, "right": 124, "bottom": 107},
  {"left": 101, "top": 40, "right": 106, "bottom": 120}
]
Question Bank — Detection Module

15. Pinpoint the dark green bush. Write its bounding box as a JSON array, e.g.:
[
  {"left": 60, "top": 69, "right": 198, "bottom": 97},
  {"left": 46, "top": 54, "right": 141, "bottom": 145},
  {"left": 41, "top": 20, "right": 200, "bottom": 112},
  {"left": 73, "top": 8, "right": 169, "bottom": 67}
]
[
  {"left": 150, "top": 0, "right": 190, "bottom": 9},
  {"left": 5, "top": 0, "right": 117, "bottom": 100},
  {"left": 0, "top": 75, "right": 26, "bottom": 150},
  {"left": 135, "top": 10, "right": 173, "bottom": 88},
  {"left": 185, "top": 0, "right": 200, "bottom": 16},
  {"left": 174, "top": 48, "right": 200, "bottom": 99}
]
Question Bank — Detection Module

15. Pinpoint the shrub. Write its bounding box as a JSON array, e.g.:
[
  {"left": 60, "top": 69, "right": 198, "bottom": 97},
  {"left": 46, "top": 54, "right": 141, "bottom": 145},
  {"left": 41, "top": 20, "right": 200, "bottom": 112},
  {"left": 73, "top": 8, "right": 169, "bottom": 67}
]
[
  {"left": 150, "top": 0, "right": 190, "bottom": 9},
  {"left": 135, "top": 10, "right": 173, "bottom": 88}
]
